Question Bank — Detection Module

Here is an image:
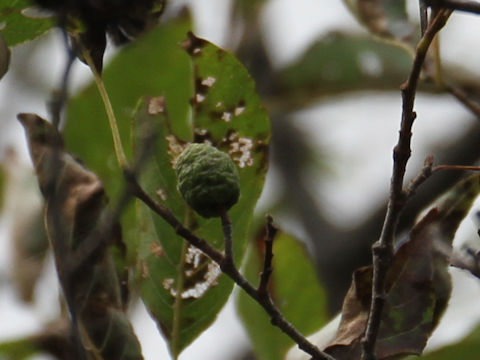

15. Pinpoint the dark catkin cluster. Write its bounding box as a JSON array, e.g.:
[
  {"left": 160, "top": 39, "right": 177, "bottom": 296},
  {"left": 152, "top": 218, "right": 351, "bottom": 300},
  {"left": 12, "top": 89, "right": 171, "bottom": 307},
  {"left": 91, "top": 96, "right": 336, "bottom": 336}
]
[
  {"left": 175, "top": 143, "right": 240, "bottom": 218},
  {"left": 33, "top": 0, "right": 165, "bottom": 71}
]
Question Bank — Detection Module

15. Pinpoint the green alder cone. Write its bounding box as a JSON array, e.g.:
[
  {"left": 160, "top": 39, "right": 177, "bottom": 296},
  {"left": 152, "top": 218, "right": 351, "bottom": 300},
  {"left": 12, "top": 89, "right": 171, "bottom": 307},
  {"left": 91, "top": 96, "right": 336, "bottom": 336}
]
[{"left": 174, "top": 143, "right": 240, "bottom": 218}]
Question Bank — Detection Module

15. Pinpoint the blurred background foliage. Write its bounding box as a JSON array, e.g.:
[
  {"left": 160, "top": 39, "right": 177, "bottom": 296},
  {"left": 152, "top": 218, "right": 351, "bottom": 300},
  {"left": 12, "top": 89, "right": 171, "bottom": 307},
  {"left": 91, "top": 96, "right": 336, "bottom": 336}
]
[{"left": 1, "top": 0, "right": 480, "bottom": 359}]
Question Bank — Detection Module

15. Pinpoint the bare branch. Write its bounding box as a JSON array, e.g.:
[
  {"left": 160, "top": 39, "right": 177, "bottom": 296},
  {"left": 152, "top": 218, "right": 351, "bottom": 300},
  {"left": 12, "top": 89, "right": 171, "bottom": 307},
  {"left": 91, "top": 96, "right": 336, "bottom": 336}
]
[
  {"left": 420, "top": 0, "right": 428, "bottom": 36},
  {"left": 50, "top": 27, "right": 76, "bottom": 130},
  {"left": 258, "top": 215, "right": 277, "bottom": 295},
  {"left": 221, "top": 211, "right": 235, "bottom": 268},
  {"left": 128, "top": 175, "right": 335, "bottom": 360},
  {"left": 404, "top": 155, "right": 435, "bottom": 198},
  {"left": 427, "top": 0, "right": 480, "bottom": 14},
  {"left": 434, "top": 164, "right": 480, "bottom": 172},
  {"left": 361, "top": 9, "right": 452, "bottom": 360},
  {"left": 446, "top": 84, "right": 480, "bottom": 120}
]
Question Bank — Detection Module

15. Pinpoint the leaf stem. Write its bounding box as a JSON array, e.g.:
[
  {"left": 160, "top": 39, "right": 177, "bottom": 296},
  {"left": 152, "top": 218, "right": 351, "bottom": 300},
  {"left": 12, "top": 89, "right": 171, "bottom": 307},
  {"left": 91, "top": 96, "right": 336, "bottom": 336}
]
[{"left": 80, "top": 43, "right": 128, "bottom": 169}]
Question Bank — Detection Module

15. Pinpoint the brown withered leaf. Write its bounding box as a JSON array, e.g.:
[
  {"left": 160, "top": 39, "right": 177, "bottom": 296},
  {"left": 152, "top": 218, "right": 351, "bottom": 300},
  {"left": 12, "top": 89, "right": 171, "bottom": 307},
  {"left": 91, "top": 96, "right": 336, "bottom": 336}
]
[
  {"left": 325, "top": 174, "right": 480, "bottom": 359},
  {"left": 18, "top": 113, "right": 142, "bottom": 360}
]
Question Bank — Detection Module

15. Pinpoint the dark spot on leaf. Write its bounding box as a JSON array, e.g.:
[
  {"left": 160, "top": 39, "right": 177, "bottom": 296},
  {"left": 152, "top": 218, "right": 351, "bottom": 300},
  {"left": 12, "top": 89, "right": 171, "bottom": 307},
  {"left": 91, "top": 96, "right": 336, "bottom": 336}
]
[
  {"left": 216, "top": 49, "right": 226, "bottom": 60},
  {"left": 195, "top": 77, "right": 211, "bottom": 96},
  {"left": 193, "top": 128, "right": 213, "bottom": 144},
  {"left": 150, "top": 242, "right": 164, "bottom": 257},
  {"left": 181, "top": 31, "right": 206, "bottom": 56}
]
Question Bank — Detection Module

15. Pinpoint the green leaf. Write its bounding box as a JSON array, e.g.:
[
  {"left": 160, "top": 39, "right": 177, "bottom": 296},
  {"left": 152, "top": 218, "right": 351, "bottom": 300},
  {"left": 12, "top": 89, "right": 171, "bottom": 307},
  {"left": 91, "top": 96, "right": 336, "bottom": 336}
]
[
  {"left": 343, "top": 0, "right": 417, "bottom": 45},
  {"left": 133, "top": 32, "right": 270, "bottom": 357},
  {"left": 325, "top": 174, "right": 480, "bottom": 359},
  {"left": 65, "top": 15, "right": 193, "bottom": 262},
  {"left": 66, "top": 15, "right": 193, "bottom": 191},
  {"left": 0, "top": 321, "right": 70, "bottom": 359},
  {"left": 279, "top": 32, "right": 412, "bottom": 104},
  {"left": 237, "top": 231, "right": 329, "bottom": 360},
  {"left": 0, "top": 0, "right": 54, "bottom": 46},
  {"left": 406, "top": 322, "right": 480, "bottom": 360},
  {"left": 0, "top": 337, "right": 39, "bottom": 359}
]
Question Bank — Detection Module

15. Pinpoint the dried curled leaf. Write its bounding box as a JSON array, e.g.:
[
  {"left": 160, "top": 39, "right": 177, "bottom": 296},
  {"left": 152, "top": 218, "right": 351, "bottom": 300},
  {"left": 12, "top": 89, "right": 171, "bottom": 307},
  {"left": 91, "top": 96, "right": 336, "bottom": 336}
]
[
  {"left": 18, "top": 113, "right": 142, "bottom": 360},
  {"left": 326, "top": 174, "right": 480, "bottom": 359}
]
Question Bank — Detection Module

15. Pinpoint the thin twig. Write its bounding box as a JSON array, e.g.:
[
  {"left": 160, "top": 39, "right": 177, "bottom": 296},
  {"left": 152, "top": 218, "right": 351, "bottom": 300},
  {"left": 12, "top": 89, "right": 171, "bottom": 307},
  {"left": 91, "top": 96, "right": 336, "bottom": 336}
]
[
  {"left": 127, "top": 174, "right": 335, "bottom": 360},
  {"left": 127, "top": 174, "right": 225, "bottom": 264},
  {"left": 258, "top": 215, "right": 277, "bottom": 294},
  {"left": 427, "top": 0, "right": 480, "bottom": 14},
  {"left": 433, "top": 164, "right": 480, "bottom": 172},
  {"left": 419, "top": 0, "right": 428, "bottom": 36},
  {"left": 221, "top": 211, "right": 234, "bottom": 267},
  {"left": 361, "top": 9, "right": 451, "bottom": 360},
  {"left": 404, "top": 155, "right": 434, "bottom": 197},
  {"left": 446, "top": 85, "right": 480, "bottom": 120},
  {"left": 50, "top": 27, "right": 76, "bottom": 130}
]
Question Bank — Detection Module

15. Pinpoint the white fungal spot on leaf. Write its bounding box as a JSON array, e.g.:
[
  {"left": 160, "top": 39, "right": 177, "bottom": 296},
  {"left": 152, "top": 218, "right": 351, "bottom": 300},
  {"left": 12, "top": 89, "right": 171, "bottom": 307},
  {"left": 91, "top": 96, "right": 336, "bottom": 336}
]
[
  {"left": 156, "top": 188, "right": 168, "bottom": 201},
  {"left": 222, "top": 112, "right": 232, "bottom": 122},
  {"left": 195, "top": 128, "right": 208, "bottom": 136},
  {"left": 166, "top": 135, "right": 186, "bottom": 166},
  {"left": 195, "top": 93, "right": 206, "bottom": 103},
  {"left": 216, "top": 102, "right": 223, "bottom": 108},
  {"left": 141, "top": 262, "right": 149, "bottom": 278},
  {"left": 162, "top": 246, "right": 221, "bottom": 299},
  {"left": 201, "top": 76, "right": 216, "bottom": 87},
  {"left": 228, "top": 132, "right": 254, "bottom": 168},
  {"left": 21, "top": 7, "right": 54, "bottom": 19},
  {"left": 150, "top": 242, "right": 164, "bottom": 258},
  {"left": 147, "top": 96, "right": 165, "bottom": 115},
  {"left": 162, "top": 278, "right": 174, "bottom": 290},
  {"left": 234, "top": 106, "right": 245, "bottom": 116}
]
